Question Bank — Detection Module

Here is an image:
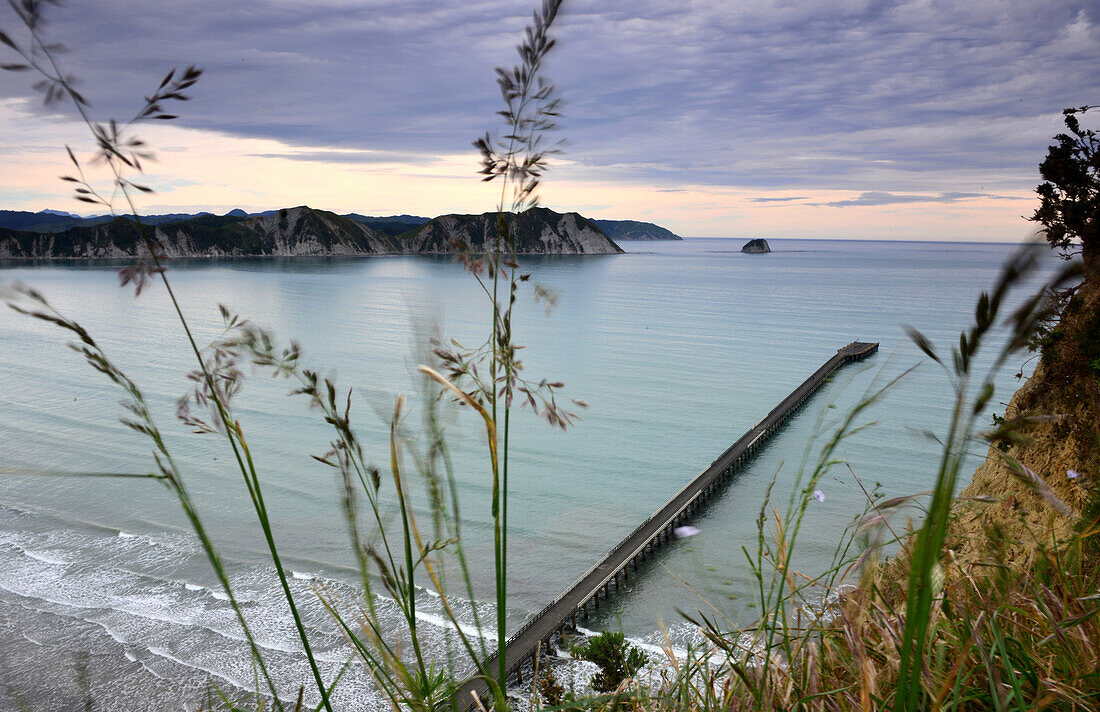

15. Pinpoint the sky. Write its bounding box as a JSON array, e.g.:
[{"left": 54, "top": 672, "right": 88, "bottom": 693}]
[{"left": 1, "top": 0, "right": 1097, "bottom": 240}]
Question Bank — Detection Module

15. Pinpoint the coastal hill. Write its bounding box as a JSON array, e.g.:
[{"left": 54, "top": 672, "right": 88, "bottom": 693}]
[
  {"left": 0, "top": 206, "right": 624, "bottom": 259},
  {"left": 404, "top": 208, "right": 624, "bottom": 254},
  {"left": 0, "top": 208, "right": 388, "bottom": 259},
  {"left": 944, "top": 272, "right": 1099, "bottom": 570},
  {"left": 878, "top": 261, "right": 1100, "bottom": 600},
  {"left": 346, "top": 214, "right": 681, "bottom": 241},
  {"left": 590, "top": 219, "right": 682, "bottom": 241}
]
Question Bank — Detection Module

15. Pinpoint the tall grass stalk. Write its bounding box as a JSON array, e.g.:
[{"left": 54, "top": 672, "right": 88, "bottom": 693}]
[
  {"left": 480, "top": 1, "right": 566, "bottom": 691},
  {"left": 447, "top": 0, "right": 575, "bottom": 700}
]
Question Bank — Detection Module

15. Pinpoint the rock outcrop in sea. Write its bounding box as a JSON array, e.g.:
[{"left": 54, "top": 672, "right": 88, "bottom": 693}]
[
  {"left": 0, "top": 206, "right": 624, "bottom": 259},
  {"left": 741, "top": 238, "right": 771, "bottom": 253}
]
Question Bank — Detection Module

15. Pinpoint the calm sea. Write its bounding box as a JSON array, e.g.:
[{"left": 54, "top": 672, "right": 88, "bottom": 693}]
[{"left": 0, "top": 238, "right": 1054, "bottom": 709}]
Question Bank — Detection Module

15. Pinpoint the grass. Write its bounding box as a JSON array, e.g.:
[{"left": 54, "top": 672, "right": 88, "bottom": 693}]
[{"left": 4, "top": 2, "right": 1100, "bottom": 711}]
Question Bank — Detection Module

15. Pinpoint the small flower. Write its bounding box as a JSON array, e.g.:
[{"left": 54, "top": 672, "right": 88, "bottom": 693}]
[
  {"left": 1067, "top": 470, "right": 1080, "bottom": 480},
  {"left": 673, "top": 526, "right": 700, "bottom": 538},
  {"left": 813, "top": 490, "right": 826, "bottom": 503}
]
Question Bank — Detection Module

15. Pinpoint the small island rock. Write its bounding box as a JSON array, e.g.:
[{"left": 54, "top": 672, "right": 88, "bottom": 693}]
[{"left": 741, "top": 238, "right": 771, "bottom": 254}]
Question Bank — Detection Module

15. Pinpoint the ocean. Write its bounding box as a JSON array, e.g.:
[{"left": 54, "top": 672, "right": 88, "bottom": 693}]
[{"left": 0, "top": 238, "right": 1056, "bottom": 709}]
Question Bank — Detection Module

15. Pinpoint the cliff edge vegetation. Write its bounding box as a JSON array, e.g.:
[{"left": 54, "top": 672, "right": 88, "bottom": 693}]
[{"left": 942, "top": 274, "right": 1100, "bottom": 572}]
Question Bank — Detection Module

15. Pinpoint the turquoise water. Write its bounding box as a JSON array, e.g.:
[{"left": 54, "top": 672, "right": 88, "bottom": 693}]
[{"left": 0, "top": 239, "right": 1053, "bottom": 708}]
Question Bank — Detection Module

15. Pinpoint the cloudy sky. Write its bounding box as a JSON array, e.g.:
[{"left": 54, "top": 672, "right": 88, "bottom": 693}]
[{"left": 1, "top": 1, "right": 1096, "bottom": 239}]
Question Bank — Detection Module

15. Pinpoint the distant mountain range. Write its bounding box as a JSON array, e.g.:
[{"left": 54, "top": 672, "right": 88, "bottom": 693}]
[
  {"left": 342, "top": 214, "right": 434, "bottom": 237},
  {"left": 0, "top": 206, "right": 639, "bottom": 259},
  {"left": 0, "top": 210, "right": 212, "bottom": 234}
]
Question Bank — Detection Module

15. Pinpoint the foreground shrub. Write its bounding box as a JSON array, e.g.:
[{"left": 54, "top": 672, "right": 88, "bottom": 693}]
[{"left": 572, "top": 632, "right": 648, "bottom": 693}]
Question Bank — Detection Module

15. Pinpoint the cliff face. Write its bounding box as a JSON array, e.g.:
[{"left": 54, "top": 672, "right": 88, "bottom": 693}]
[
  {"left": 944, "top": 277, "right": 1100, "bottom": 569},
  {"left": 0, "top": 206, "right": 623, "bottom": 259},
  {"left": 155, "top": 208, "right": 397, "bottom": 257},
  {"left": 1, "top": 218, "right": 152, "bottom": 259},
  {"left": 400, "top": 208, "right": 624, "bottom": 255},
  {"left": 878, "top": 276, "right": 1100, "bottom": 596},
  {"left": 874, "top": 276, "right": 1100, "bottom": 610},
  {"left": 0, "top": 208, "right": 392, "bottom": 259}
]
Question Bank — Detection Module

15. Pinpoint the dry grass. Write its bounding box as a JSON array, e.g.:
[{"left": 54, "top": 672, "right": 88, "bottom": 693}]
[{"left": 536, "top": 507, "right": 1100, "bottom": 712}]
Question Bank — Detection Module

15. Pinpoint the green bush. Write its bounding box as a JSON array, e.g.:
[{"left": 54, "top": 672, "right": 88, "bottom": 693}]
[
  {"left": 1079, "top": 311, "right": 1100, "bottom": 373},
  {"left": 571, "top": 631, "right": 648, "bottom": 693}
]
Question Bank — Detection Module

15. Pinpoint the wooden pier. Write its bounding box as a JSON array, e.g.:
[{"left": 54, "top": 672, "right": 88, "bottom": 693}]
[{"left": 455, "top": 341, "right": 879, "bottom": 707}]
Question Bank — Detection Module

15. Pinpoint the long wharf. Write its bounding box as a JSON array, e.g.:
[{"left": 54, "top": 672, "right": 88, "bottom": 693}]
[{"left": 455, "top": 341, "right": 879, "bottom": 708}]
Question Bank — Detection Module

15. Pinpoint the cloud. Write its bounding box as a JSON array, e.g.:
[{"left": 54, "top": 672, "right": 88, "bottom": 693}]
[
  {"left": 749, "top": 196, "right": 808, "bottom": 203},
  {"left": 816, "top": 191, "right": 1026, "bottom": 207},
  {"left": 1, "top": 0, "right": 1096, "bottom": 200},
  {"left": 248, "top": 150, "right": 440, "bottom": 165}
]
